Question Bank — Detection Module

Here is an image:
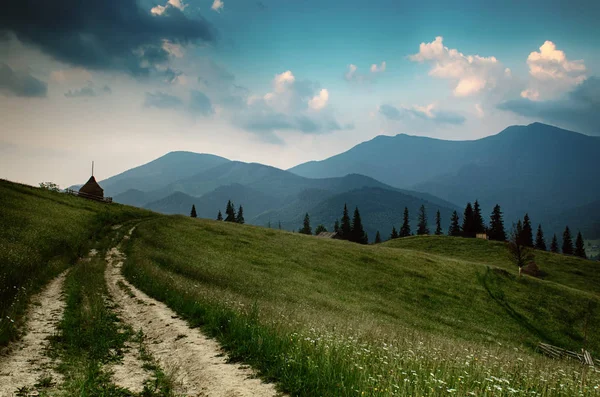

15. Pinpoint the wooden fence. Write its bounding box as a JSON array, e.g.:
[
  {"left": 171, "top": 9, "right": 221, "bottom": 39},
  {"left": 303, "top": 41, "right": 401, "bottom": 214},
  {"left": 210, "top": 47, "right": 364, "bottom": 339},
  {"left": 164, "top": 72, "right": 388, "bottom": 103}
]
[
  {"left": 538, "top": 342, "right": 599, "bottom": 367},
  {"left": 65, "top": 189, "right": 113, "bottom": 203}
]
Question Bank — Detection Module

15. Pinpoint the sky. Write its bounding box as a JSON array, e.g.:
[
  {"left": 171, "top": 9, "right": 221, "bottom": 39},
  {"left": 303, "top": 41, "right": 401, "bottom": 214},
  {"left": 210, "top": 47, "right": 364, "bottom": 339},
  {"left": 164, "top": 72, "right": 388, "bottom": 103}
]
[{"left": 1, "top": 0, "right": 599, "bottom": 187}]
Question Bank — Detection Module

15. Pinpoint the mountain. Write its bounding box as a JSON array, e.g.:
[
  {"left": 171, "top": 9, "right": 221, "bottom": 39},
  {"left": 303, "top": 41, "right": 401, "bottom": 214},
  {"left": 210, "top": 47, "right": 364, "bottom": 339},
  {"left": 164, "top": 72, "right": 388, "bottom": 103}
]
[
  {"left": 99, "top": 151, "right": 230, "bottom": 197},
  {"left": 290, "top": 123, "right": 600, "bottom": 238}
]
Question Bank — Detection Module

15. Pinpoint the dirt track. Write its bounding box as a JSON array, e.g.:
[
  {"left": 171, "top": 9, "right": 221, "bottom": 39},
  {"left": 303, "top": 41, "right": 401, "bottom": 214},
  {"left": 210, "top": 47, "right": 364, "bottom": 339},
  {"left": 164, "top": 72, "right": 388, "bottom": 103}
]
[{"left": 104, "top": 229, "right": 279, "bottom": 397}]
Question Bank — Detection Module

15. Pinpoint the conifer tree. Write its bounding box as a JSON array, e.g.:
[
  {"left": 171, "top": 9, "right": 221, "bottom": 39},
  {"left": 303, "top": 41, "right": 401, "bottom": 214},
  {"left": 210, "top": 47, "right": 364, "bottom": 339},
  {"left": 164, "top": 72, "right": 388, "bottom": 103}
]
[
  {"left": 448, "top": 211, "right": 461, "bottom": 236},
  {"left": 473, "top": 200, "right": 485, "bottom": 234},
  {"left": 299, "top": 213, "right": 312, "bottom": 235},
  {"left": 217, "top": 210, "right": 223, "bottom": 221},
  {"left": 535, "top": 224, "right": 546, "bottom": 251},
  {"left": 562, "top": 226, "right": 574, "bottom": 255},
  {"left": 462, "top": 202, "right": 475, "bottom": 237},
  {"left": 340, "top": 204, "right": 352, "bottom": 239},
  {"left": 351, "top": 206, "right": 368, "bottom": 244},
  {"left": 334, "top": 220, "right": 340, "bottom": 233},
  {"left": 278, "top": 221, "right": 282, "bottom": 230},
  {"left": 434, "top": 210, "right": 443, "bottom": 235},
  {"left": 521, "top": 214, "right": 534, "bottom": 247},
  {"left": 225, "top": 200, "right": 236, "bottom": 222},
  {"left": 375, "top": 231, "right": 382, "bottom": 244},
  {"left": 574, "top": 231, "right": 586, "bottom": 258},
  {"left": 488, "top": 204, "right": 506, "bottom": 241},
  {"left": 550, "top": 234, "right": 559, "bottom": 253},
  {"left": 516, "top": 220, "right": 524, "bottom": 245},
  {"left": 315, "top": 224, "right": 327, "bottom": 235},
  {"left": 416, "top": 205, "right": 429, "bottom": 235},
  {"left": 190, "top": 204, "right": 197, "bottom": 218},
  {"left": 399, "top": 207, "right": 411, "bottom": 237},
  {"left": 236, "top": 205, "right": 245, "bottom": 224},
  {"left": 390, "top": 226, "right": 399, "bottom": 239}
]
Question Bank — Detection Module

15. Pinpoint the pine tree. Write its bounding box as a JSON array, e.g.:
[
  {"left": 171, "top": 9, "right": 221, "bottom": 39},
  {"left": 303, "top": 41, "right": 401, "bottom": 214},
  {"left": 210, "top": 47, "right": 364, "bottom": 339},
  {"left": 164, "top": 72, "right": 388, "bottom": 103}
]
[
  {"left": 448, "top": 211, "right": 461, "bottom": 236},
  {"left": 516, "top": 220, "right": 524, "bottom": 245},
  {"left": 562, "top": 226, "right": 573, "bottom": 255},
  {"left": 574, "top": 231, "right": 587, "bottom": 258},
  {"left": 299, "top": 213, "right": 312, "bottom": 235},
  {"left": 351, "top": 207, "right": 368, "bottom": 244},
  {"left": 461, "top": 203, "right": 475, "bottom": 237},
  {"left": 417, "top": 205, "right": 429, "bottom": 235},
  {"left": 390, "top": 226, "right": 398, "bottom": 239},
  {"left": 521, "top": 214, "right": 534, "bottom": 247},
  {"left": 399, "top": 207, "right": 411, "bottom": 237},
  {"left": 315, "top": 224, "right": 327, "bottom": 235},
  {"left": 340, "top": 204, "right": 352, "bottom": 239},
  {"left": 278, "top": 221, "right": 282, "bottom": 230},
  {"left": 550, "top": 234, "right": 559, "bottom": 253},
  {"left": 236, "top": 205, "right": 245, "bottom": 224},
  {"left": 225, "top": 200, "right": 236, "bottom": 222},
  {"left": 190, "top": 204, "right": 197, "bottom": 218},
  {"left": 374, "top": 231, "right": 382, "bottom": 244},
  {"left": 488, "top": 204, "right": 506, "bottom": 241},
  {"left": 473, "top": 200, "right": 485, "bottom": 234},
  {"left": 434, "top": 210, "right": 443, "bottom": 235},
  {"left": 217, "top": 210, "right": 223, "bottom": 221},
  {"left": 333, "top": 220, "right": 340, "bottom": 233},
  {"left": 535, "top": 224, "right": 546, "bottom": 251}
]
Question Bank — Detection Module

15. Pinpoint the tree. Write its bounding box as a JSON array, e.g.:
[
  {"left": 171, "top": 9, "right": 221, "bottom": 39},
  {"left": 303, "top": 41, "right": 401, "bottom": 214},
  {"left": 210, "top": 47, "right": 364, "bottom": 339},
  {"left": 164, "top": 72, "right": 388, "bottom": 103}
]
[
  {"left": 417, "top": 205, "right": 429, "bottom": 235},
  {"left": 299, "top": 213, "right": 312, "bottom": 235},
  {"left": 39, "top": 182, "right": 60, "bottom": 192},
  {"left": 535, "top": 224, "right": 546, "bottom": 251},
  {"left": 217, "top": 210, "right": 223, "bottom": 221},
  {"left": 550, "top": 234, "right": 559, "bottom": 253},
  {"left": 374, "top": 231, "right": 382, "bottom": 244},
  {"left": 462, "top": 202, "right": 475, "bottom": 237},
  {"left": 315, "top": 224, "right": 327, "bottom": 235},
  {"left": 434, "top": 210, "right": 443, "bottom": 235},
  {"left": 562, "top": 226, "right": 574, "bottom": 255},
  {"left": 225, "top": 200, "right": 236, "bottom": 222},
  {"left": 507, "top": 224, "right": 535, "bottom": 277},
  {"left": 278, "top": 221, "right": 282, "bottom": 230},
  {"left": 390, "top": 226, "right": 399, "bottom": 239},
  {"left": 521, "top": 214, "right": 534, "bottom": 248},
  {"left": 236, "top": 205, "right": 245, "bottom": 224},
  {"left": 448, "top": 211, "right": 461, "bottom": 237},
  {"left": 340, "top": 204, "right": 352, "bottom": 239},
  {"left": 516, "top": 220, "right": 523, "bottom": 244},
  {"left": 473, "top": 200, "right": 485, "bottom": 234},
  {"left": 190, "top": 204, "right": 197, "bottom": 218},
  {"left": 488, "top": 204, "right": 506, "bottom": 241},
  {"left": 333, "top": 220, "right": 340, "bottom": 233},
  {"left": 351, "top": 206, "right": 368, "bottom": 244},
  {"left": 575, "top": 232, "right": 587, "bottom": 258},
  {"left": 399, "top": 207, "right": 411, "bottom": 237}
]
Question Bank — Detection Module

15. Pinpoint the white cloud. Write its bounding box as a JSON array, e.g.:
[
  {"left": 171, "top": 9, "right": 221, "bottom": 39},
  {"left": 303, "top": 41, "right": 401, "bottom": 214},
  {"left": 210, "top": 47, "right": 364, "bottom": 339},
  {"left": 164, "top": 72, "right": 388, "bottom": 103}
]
[
  {"left": 151, "top": 0, "right": 185, "bottom": 15},
  {"left": 308, "top": 89, "right": 329, "bottom": 111},
  {"left": 212, "top": 0, "right": 224, "bottom": 12},
  {"left": 475, "top": 104, "right": 484, "bottom": 118},
  {"left": 379, "top": 102, "right": 465, "bottom": 125},
  {"left": 523, "top": 41, "right": 586, "bottom": 100},
  {"left": 370, "top": 61, "right": 386, "bottom": 73},
  {"left": 162, "top": 40, "right": 184, "bottom": 58},
  {"left": 409, "top": 36, "right": 508, "bottom": 97},
  {"left": 273, "top": 70, "right": 295, "bottom": 93},
  {"left": 344, "top": 64, "right": 358, "bottom": 81}
]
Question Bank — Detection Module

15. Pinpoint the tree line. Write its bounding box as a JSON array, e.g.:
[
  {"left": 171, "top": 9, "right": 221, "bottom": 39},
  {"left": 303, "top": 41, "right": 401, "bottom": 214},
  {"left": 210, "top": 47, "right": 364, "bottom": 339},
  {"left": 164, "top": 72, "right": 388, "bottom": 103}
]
[
  {"left": 299, "top": 204, "right": 369, "bottom": 244},
  {"left": 189, "top": 200, "right": 246, "bottom": 224}
]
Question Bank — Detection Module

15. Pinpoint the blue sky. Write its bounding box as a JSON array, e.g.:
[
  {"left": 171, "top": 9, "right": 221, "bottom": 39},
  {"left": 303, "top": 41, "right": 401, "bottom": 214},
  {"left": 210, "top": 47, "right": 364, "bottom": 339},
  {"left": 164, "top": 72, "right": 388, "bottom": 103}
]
[{"left": 1, "top": 0, "right": 599, "bottom": 186}]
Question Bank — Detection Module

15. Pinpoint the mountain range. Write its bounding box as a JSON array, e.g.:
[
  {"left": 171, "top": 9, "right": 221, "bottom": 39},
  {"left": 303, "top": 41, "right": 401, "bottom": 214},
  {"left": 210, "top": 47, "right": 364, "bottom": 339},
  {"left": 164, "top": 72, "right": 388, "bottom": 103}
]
[{"left": 81, "top": 122, "right": 600, "bottom": 242}]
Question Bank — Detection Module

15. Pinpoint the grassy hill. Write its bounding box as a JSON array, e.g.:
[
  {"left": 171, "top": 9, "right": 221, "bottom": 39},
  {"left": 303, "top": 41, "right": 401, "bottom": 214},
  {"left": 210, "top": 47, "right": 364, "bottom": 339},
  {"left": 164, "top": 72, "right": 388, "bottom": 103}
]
[
  {"left": 122, "top": 215, "right": 600, "bottom": 395},
  {"left": 0, "top": 179, "right": 152, "bottom": 346}
]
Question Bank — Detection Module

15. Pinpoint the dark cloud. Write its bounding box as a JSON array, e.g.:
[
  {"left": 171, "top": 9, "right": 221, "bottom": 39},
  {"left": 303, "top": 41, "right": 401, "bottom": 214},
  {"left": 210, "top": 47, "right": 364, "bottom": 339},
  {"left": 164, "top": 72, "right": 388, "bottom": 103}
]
[
  {"left": 239, "top": 111, "right": 346, "bottom": 138},
  {"left": 190, "top": 90, "right": 214, "bottom": 115},
  {"left": 0, "top": 0, "right": 215, "bottom": 76},
  {"left": 0, "top": 63, "right": 47, "bottom": 97},
  {"left": 497, "top": 77, "right": 600, "bottom": 135},
  {"left": 65, "top": 86, "right": 96, "bottom": 98},
  {"left": 102, "top": 85, "right": 112, "bottom": 94},
  {"left": 144, "top": 91, "right": 183, "bottom": 109},
  {"left": 379, "top": 103, "right": 465, "bottom": 125}
]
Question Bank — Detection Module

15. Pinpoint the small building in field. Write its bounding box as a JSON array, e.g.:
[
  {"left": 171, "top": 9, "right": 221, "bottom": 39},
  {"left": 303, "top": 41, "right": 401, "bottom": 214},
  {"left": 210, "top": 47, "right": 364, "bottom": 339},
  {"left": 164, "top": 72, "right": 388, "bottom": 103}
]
[
  {"left": 317, "top": 231, "right": 343, "bottom": 239},
  {"left": 476, "top": 233, "right": 489, "bottom": 240},
  {"left": 522, "top": 261, "right": 541, "bottom": 277},
  {"left": 79, "top": 175, "right": 104, "bottom": 200}
]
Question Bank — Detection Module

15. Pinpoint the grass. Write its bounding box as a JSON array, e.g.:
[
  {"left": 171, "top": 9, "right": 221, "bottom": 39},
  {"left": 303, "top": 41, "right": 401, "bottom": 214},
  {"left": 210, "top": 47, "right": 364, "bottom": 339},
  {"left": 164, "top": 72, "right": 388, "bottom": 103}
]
[
  {"left": 0, "top": 179, "right": 153, "bottom": 346},
  {"left": 122, "top": 216, "right": 600, "bottom": 396},
  {"left": 382, "top": 235, "right": 600, "bottom": 296}
]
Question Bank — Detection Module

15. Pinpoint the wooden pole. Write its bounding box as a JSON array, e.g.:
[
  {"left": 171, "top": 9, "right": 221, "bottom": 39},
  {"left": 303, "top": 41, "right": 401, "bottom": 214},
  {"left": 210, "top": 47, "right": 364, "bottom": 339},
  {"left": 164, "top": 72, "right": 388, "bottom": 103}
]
[{"left": 92, "top": 161, "right": 94, "bottom": 177}]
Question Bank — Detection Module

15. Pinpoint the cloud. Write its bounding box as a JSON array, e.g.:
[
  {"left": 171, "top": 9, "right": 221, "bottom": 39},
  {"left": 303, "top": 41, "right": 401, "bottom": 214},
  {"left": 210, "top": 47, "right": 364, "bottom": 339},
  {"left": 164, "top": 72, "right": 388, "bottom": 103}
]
[
  {"left": 370, "top": 61, "right": 386, "bottom": 73},
  {"left": 0, "top": 0, "right": 215, "bottom": 76},
  {"left": 475, "top": 104, "right": 484, "bottom": 118},
  {"left": 344, "top": 62, "right": 386, "bottom": 83},
  {"left": 409, "top": 36, "right": 509, "bottom": 97},
  {"left": 152, "top": 0, "right": 186, "bottom": 15},
  {"left": 521, "top": 41, "right": 586, "bottom": 100},
  {"left": 189, "top": 90, "right": 214, "bottom": 115},
  {"left": 144, "top": 91, "right": 183, "bottom": 109},
  {"left": 0, "top": 63, "right": 47, "bottom": 97},
  {"left": 50, "top": 68, "right": 92, "bottom": 83},
  {"left": 498, "top": 77, "right": 600, "bottom": 135},
  {"left": 308, "top": 89, "right": 329, "bottom": 111},
  {"left": 212, "top": 0, "right": 224, "bottom": 12},
  {"left": 379, "top": 102, "right": 465, "bottom": 125},
  {"left": 64, "top": 82, "right": 112, "bottom": 98}
]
